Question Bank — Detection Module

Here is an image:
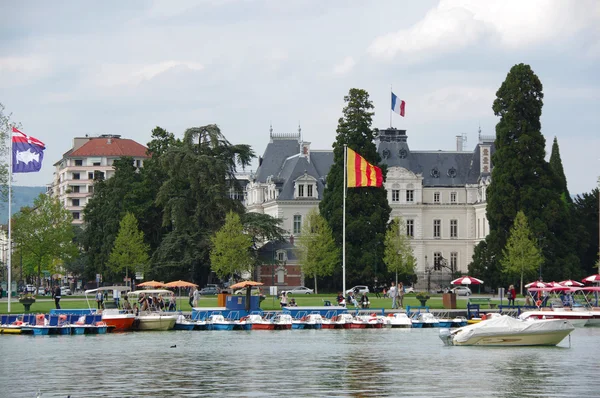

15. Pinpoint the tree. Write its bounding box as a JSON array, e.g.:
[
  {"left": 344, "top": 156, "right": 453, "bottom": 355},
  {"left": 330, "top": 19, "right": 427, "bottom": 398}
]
[
  {"left": 573, "top": 188, "right": 599, "bottom": 275},
  {"left": 501, "top": 211, "right": 543, "bottom": 295},
  {"left": 319, "top": 88, "right": 391, "bottom": 287},
  {"left": 383, "top": 217, "right": 416, "bottom": 286},
  {"left": 485, "top": 63, "right": 579, "bottom": 282},
  {"left": 155, "top": 124, "right": 254, "bottom": 284},
  {"left": 0, "top": 103, "right": 15, "bottom": 198},
  {"left": 12, "top": 194, "right": 78, "bottom": 286},
  {"left": 549, "top": 137, "right": 571, "bottom": 204},
  {"left": 295, "top": 208, "right": 339, "bottom": 293},
  {"left": 210, "top": 211, "right": 253, "bottom": 280},
  {"left": 108, "top": 212, "right": 150, "bottom": 284}
]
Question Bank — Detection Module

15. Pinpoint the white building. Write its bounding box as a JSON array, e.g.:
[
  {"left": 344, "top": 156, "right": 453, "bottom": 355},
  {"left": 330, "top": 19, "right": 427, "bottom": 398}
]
[
  {"left": 246, "top": 128, "right": 494, "bottom": 288},
  {"left": 48, "top": 134, "right": 149, "bottom": 225}
]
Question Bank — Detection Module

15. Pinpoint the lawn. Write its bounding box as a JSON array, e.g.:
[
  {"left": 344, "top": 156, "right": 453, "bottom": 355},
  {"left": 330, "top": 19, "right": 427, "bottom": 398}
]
[{"left": 0, "top": 293, "right": 504, "bottom": 314}]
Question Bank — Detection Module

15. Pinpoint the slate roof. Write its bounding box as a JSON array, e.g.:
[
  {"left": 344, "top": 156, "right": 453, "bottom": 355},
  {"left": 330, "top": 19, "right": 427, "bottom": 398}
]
[
  {"left": 257, "top": 240, "right": 299, "bottom": 262},
  {"left": 69, "top": 136, "right": 149, "bottom": 158}
]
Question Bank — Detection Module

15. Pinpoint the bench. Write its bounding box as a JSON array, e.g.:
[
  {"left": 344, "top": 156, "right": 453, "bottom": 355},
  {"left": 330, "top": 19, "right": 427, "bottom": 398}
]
[{"left": 469, "top": 298, "right": 495, "bottom": 308}]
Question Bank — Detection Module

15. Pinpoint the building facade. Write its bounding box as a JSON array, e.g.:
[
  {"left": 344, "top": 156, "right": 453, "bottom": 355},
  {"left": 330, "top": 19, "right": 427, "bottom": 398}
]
[
  {"left": 246, "top": 128, "right": 494, "bottom": 289},
  {"left": 48, "top": 134, "right": 150, "bottom": 225}
]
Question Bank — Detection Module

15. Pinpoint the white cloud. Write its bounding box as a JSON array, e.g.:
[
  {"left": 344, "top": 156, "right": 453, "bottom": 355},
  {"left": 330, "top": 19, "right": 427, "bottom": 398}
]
[
  {"left": 332, "top": 56, "right": 356, "bottom": 77},
  {"left": 94, "top": 61, "right": 204, "bottom": 87},
  {"left": 413, "top": 85, "right": 496, "bottom": 121},
  {"left": 0, "top": 56, "right": 51, "bottom": 87},
  {"left": 368, "top": 0, "right": 600, "bottom": 60}
]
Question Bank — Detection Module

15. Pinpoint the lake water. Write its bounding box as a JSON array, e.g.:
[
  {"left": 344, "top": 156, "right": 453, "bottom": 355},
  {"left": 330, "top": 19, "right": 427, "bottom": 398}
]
[{"left": 1, "top": 327, "right": 599, "bottom": 397}]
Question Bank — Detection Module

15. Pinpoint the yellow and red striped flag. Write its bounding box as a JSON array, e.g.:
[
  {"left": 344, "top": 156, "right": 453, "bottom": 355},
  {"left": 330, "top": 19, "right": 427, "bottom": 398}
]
[{"left": 347, "top": 147, "right": 383, "bottom": 188}]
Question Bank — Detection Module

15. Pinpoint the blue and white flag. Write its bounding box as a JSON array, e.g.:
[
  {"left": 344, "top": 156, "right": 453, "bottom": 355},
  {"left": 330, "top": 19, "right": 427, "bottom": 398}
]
[
  {"left": 12, "top": 127, "right": 45, "bottom": 173},
  {"left": 391, "top": 92, "right": 405, "bottom": 117}
]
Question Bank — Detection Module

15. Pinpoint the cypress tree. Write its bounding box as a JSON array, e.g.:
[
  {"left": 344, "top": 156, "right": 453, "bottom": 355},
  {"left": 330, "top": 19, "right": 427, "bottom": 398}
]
[
  {"left": 319, "top": 88, "right": 391, "bottom": 287},
  {"left": 549, "top": 136, "right": 572, "bottom": 203},
  {"left": 485, "top": 63, "right": 579, "bottom": 283}
]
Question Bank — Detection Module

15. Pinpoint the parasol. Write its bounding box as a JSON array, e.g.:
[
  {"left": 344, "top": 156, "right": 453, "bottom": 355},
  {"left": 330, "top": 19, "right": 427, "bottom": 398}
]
[
  {"left": 451, "top": 276, "right": 484, "bottom": 285},
  {"left": 164, "top": 280, "right": 199, "bottom": 311},
  {"left": 559, "top": 279, "right": 584, "bottom": 287},
  {"left": 525, "top": 281, "right": 546, "bottom": 289},
  {"left": 137, "top": 280, "right": 166, "bottom": 288},
  {"left": 582, "top": 274, "right": 600, "bottom": 283}
]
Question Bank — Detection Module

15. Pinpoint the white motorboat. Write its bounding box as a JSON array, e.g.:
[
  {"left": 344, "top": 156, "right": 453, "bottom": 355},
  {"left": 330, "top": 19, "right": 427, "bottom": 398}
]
[
  {"left": 127, "top": 289, "right": 178, "bottom": 331},
  {"left": 384, "top": 313, "right": 413, "bottom": 328},
  {"left": 411, "top": 312, "right": 440, "bottom": 328},
  {"left": 440, "top": 315, "right": 575, "bottom": 346}
]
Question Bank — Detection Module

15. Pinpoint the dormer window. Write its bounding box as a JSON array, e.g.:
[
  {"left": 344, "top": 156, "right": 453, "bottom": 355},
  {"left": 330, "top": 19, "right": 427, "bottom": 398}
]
[
  {"left": 294, "top": 173, "right": 318, "bottom": 199},
  {"left": 298, "top": 184, "right": 305, "bottom": 197}
]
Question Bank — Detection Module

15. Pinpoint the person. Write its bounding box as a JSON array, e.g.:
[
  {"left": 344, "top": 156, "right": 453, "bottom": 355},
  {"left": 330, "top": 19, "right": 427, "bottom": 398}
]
[
  {"left": 507, "top": 284, "right": 516, "bottom": 306},
  {"left": 192, "top": 287, "right": 200, "bottom": 307},
  {"left": 374, "top": 285, "right": 381, "bottom": 299},
  {"left": 289, "top": 298, "right": 297, "bottom": 307},
  {"left": 389, "top": 282, "right": 398, "bottom": 309},
  {"left": 53, "top": 285, "right": 61, "bottom": 309},
  {"left": 122, "top": 296, "right": 132, "bottom": 313},
  {"left": 360, "top": 292, "right": 370, "bottom": 309},
  {"left": 168, "top": 295, "right": 177, "bottom": 311},
  {"left": 96, "top": 290, "right": 104, "bottom": 309},
  {"left": 398, "top": 282, "right": 405, "bottom": 308},
  {"left": 189, "top": 288, "right": 194, "bottom": 307},
  {"left": 280, "top": 291, "right": 288, "bottom": 308},
  {"left": 524, "top": 294, "right": 533, "bottom": 306},
  {"left": 113, "top": 289, "right": 120, "bottom": 309},
  {"left": 336, "top": 292, "right": 345, "bottom": 307},
  {"left": 347, "top": 291, "right": 358, "bottom": 308}
]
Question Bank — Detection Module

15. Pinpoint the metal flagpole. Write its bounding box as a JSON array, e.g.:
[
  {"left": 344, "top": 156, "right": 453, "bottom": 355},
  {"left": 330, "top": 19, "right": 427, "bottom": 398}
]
[
  {"left": 343, "top": 144, "right": 347, "bottom": 295},
  {"left": 390, "top": 85, "right": 393, "bottom": 128},
  {"left": 7, "top": 124, "right": 13, "bottom": 312}
]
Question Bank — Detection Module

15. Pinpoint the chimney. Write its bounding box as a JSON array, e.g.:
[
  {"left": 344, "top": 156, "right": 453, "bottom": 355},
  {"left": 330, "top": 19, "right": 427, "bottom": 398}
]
[
  {"left": 456, "top": 135, "right": 463, "bottom": 151},
  {"left": 107, "top": 138, "right": 112, "bottom": 144}
]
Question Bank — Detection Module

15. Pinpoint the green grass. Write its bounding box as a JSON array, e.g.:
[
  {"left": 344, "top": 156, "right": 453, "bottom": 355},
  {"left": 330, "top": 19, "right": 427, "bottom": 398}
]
[{"left": 1, "top": 293, "right": 508, "bottom": 314}]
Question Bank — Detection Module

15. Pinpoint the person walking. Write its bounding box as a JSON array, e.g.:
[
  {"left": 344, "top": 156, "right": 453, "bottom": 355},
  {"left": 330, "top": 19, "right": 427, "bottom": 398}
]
[
  {"left": 189, "top": 288, "right": 194, "bottom": 307},
  {"left": 280, "top": 291, "right": 288, "bottom": 308},
  {"left": 192, "top": 287, "right": 200, "bottom": 307},
  {"left": 389, "top": 282, "right": 398, "bottom": 309},
  {"left": 507, "top": 284, "right": 516, "bottom": 306},
  {"left": 95, "top": 290, "right": 104, "bottom": 309},
  {"left": 53, "top": 285, "right": 62, "bottom": 309}
]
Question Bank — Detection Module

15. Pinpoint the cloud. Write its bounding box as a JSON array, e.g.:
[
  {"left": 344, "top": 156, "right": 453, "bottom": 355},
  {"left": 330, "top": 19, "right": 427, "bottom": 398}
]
[
  {"left": 332, "top": 56, "right": 356, "bottom": 77},
  {"left": 0, "top": 56, "right": 51, "bottom": 87},
  {"left": 413, "top": 85, "right": 496, "bottom": 121},
  {"left": 368, "top": 0, "right": 600, "bottom": 60},
  {"left": 93, "top": 61, "right": 204, "bottom": 87}
]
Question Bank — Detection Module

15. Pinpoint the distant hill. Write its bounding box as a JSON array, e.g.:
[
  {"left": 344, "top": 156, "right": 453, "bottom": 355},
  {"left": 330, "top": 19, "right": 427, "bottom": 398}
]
[{"left": 0, "top": 186, "right": 47, "bottom": 223}]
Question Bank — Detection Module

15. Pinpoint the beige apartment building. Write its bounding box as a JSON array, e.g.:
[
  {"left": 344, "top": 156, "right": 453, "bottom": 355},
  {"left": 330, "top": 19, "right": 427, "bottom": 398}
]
[{"left": 48, "top": 134, "right": 149, "bottom": 225}]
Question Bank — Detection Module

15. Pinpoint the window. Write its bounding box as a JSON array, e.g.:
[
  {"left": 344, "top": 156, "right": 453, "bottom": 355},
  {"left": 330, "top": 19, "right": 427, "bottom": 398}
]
[
  {"left": 298, "top": 184, "right": 304, "bottom": 197},
  {"left": 406, "top": 190, "right": 414, "bottom": 202},
  {"left": 72, "top": 186, "right": 80, "bottom": 193},
  {"left": 451, "top": 252, "right": 458, "bottom": 272},
  {"left": 72, "top": 199, "right": 80, "bottom": 207},
  {"left": 293, "top": 215, "right": 302, "bottom": 234},
  {"left": 73, "top": 173, "right": 80, "bottom": 180},
  {"left": 88, "top": 172, "right": 94, "bottom": 180},
  {"left": 434, "top": 192, "right": 440, "bottom": 203},
  {"left": 135, "top": 159, "right": 141, "bottom": 168},
  {"left": 307, "top": 185, "right": 313, "bottom": 197},
  {"left": 277, "top": 269, "right": 285, "bottom": 284},
  {"left": 433, "top": 252, "right": 442, "bottom": 269},
  {"left": 74, "top": 159, "right": 83, "bottom": 166},
  {"left": 450, "top": 192, "right": 457, "bottom": 203},
  {"left": 72, "top": 212, "right": 80, "bottom": 220},
  {"left": 433, "top": 219, "right": 441, "bottom": 238},
  {"left": 406, "top": 219, "right": 414, "bottom": 237},
  {"left": 450, "top": 219, "right": 458, "bottom": 238},
  {"left": 277, "top": 251, "right": 285, "bottom": 262},
  {"left": 392, "top": 190, "right": 400, "bottom": 202}
]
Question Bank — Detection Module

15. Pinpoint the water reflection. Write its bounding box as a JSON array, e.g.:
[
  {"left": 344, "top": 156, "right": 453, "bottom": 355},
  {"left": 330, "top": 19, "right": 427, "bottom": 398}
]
[{"left": 0, "top": 328, "right": 599, "bottom": 397}]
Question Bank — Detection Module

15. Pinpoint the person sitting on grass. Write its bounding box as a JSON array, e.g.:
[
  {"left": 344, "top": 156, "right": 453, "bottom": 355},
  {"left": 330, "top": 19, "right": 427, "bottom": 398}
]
[
  {"left": 289, "top": 298, "right": 297, "bottom": 307},
  {"left": 360, "top": 292, "right": 370, "bottom": 309}
]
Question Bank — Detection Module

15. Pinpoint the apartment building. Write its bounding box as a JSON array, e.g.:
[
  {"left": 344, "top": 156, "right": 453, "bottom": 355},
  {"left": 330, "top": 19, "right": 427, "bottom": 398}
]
[{"left": 49, "top": 134, "right": 149, "bottom": 225}]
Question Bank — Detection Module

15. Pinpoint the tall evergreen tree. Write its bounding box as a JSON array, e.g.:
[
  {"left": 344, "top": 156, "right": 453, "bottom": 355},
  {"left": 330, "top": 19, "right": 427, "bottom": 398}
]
[
  {"left": 485, "top": 63, "right": 579, "bottom": 282},
  {"left": 319, "top": 88, "right": 391, "bottom": 287},
  {"left": 573, "top": 188, "right": 599, "bottom": 275},
  {"left": 549, "top": 137, "right": 571, "bottom": 204}
]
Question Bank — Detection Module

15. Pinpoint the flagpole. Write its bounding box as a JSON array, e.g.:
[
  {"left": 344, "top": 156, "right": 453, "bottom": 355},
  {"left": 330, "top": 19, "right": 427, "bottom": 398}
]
[
  {"left": 7, "top": 125, "right": 13, "bottom": 312},
  {"left": 342, "top": 144, "right": 347, "bottom": 295},
  {"left": 390, "top": 85, "right": 393, "bottom": 128}
]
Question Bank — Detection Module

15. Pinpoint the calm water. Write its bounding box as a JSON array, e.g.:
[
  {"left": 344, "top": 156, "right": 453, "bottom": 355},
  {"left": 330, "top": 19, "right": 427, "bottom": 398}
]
[{"left": 1, "top": 327, "right": 599, "bottom": 397}]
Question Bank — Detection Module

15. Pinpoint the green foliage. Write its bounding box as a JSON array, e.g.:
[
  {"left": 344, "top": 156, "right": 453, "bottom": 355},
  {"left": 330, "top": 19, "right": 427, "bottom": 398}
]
[
  {"left": 108, "top": 212, "right": 150, "bottom": 279},
  {"left": 295, "top": 209, "right": 340, "bottom": 293},
  {"left": 12, "top": 194, "right": 77, "bottom": 285},
  {"left": 573, "top": 188, "right": 599, "bottom": 274},
  {"left": 549, "top": 137, "right": 571, "bottom": 204},
  {"left": 154, "top": 124, "right": 254, "bottom": 283},
  {"left": 501, "top": 211, "right": 543, "bottom": 295},
  {"left": 210, "top": 211, "right": 253, "bottom": 280},
  {"left": 468, "top": 239, "right": 500, "bottom": 288},
  {"left": 319, "top": 88, "right": 391, "bottom": 286},
  {"left": 0, "top": 103, "right": 15, "bottom": 199},
  {"left": 383, "top": 217, "right": 416, "bottom": 282},
  {"left": 485, "top": 63, "right": 579, "bottom": 282}
]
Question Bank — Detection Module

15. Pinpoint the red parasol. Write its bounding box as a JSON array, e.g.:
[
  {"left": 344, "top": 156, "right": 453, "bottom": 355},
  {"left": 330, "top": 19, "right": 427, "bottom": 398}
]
[
  {"left": 525, "top": 281, "right": 547, "bottom": 288},
  {"left": 559, "top": 279, "right": 584, "bottom": 287},
  {"left": 451, "top": 276, "right": 484, "bottom": 285},
  {"left": 582, "top": 274, "right": 600, "bottom": 284}
]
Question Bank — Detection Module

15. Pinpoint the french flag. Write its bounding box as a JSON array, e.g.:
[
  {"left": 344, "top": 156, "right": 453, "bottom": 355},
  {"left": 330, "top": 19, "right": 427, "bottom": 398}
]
[{"left": 391, "top": 92, "right": 405, "bottom": 117}]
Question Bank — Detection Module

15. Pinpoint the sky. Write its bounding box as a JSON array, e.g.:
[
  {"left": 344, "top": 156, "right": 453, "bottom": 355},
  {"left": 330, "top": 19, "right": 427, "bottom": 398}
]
[{"left": 1, "top": 0, "right": 599, "bottom": 194}]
